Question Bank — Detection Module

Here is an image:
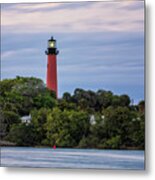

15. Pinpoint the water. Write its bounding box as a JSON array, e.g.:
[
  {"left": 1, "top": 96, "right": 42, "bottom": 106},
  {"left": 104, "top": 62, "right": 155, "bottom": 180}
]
[{"left": 1, "top": 147, "right": 144, "bottom": 169}]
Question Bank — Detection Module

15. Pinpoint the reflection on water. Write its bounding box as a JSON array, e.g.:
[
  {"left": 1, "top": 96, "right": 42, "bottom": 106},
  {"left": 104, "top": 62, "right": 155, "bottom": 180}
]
[{"left": 1, "top": 147, "right": 144, "bottom": 169}]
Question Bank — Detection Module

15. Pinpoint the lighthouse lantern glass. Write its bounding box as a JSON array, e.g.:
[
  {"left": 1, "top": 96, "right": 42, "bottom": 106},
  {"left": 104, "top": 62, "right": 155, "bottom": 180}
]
[{"left": 48, "top": 41, "right": 56, "bottom": 48}]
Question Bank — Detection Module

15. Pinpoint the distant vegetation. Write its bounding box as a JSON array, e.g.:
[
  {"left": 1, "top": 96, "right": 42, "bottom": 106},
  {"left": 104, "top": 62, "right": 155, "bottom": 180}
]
[{"left": 0, "top": 76, "right": 145, "bottom": 149}]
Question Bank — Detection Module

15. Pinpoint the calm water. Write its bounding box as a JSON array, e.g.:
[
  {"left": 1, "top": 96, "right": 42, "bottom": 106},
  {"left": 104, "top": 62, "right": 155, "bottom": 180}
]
[{"left": 1, "top": 147, "right": 144, "bottom": 169}]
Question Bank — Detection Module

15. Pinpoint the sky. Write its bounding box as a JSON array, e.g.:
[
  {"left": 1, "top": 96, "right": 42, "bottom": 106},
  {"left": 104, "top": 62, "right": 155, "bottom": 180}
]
[{"left": 1, "top": 0, "right": 144, "bottom": 103}]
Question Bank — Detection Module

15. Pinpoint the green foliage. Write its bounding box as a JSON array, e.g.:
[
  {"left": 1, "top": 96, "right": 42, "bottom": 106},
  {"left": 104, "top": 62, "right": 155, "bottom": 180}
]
[
  {"left": 128, "top": 113, "right": 145, "bottom": 149},
  {"left": 0, "top": 110, "right": 21, "bottom": 137},
  {"left": 0, "top": 76, "right": 56, "bottom": 116},
  {"left": 45, "top": 108, "right": 89, "bottom": 147},
  {"left": 138, "top": 100, "right": 145, "bottom": 113},
  {"left": 78, "top": 135, "right": 99, "bottom": 149},
  {"left": 120, "top": 95, "right": 131, "bottom": 106},
  {"left": 5, "top": 123, "right": 37, "bottom": 146},
  {"left": 103, "top": 135, "right": 121, "bottom": 149},
  {"left": 96, "top": 90, "right": 113, "bottom": 110},
  {"left": 111, "top": 95, "right": 130, "bottom": 107},
  {"left": 33, "top": 91, "right": 56, "bottom": 109},
  {"left": 78, "top": 136, "right": 89, "bottom": 148},
  {"left": 62, "top": 92, "right": 72, "bottom": 102},
  {"left": 103, "top": 106, "right": 132, "bottom": 136},
  {"left": 58, "top": 99, "right": 77, "bottom": 111},
  {"left": 31, "top": 108, "right": 50, "bottom": 145},
  {"left": 0, "top": 77, "right": 145, "bottom": 149}
]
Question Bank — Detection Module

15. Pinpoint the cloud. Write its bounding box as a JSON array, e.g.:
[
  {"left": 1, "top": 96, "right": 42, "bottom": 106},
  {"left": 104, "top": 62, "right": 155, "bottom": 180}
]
[
  {"left": 11, "top": 3, "right": 61, "bottom": 11},
  {"left": 1, "top": 2, "right": 144, "bottom": 101},
  {"left": 1, "top": 48, "right": 39, "bottom": 60},
  {"left": 1, "top": 1, "right": 144, "bottom": 34}
]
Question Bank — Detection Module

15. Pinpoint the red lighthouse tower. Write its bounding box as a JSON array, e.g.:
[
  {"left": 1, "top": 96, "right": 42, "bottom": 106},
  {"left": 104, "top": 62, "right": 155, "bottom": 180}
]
[{"left": 45, "top": 36, "right": 59, "bottom": 97}]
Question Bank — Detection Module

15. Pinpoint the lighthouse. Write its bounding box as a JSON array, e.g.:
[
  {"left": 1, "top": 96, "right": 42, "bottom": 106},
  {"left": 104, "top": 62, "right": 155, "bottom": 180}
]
[{"left": 45, "top": 36, "right": 59, "bottom": 97}]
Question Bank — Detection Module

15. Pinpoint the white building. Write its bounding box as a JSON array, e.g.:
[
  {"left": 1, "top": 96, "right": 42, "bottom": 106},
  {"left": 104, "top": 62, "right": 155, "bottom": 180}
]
[
  {"left": 21, "top": 115, "right": 31, "bottom": 124},
  {"left": 89, "top": 115, "right": 96, "bottom": 125}
]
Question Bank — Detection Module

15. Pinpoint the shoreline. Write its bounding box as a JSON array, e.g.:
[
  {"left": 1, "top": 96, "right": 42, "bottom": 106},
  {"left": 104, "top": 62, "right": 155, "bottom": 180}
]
[{"left": 0, "top": 145, "right": 144, "bottom": 151}]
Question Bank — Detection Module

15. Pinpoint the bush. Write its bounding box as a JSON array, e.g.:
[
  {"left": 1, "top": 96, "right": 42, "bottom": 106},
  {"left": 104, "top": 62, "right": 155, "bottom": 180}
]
[{"left": 103, "top": 136, "right": 121, "bottom": 149}]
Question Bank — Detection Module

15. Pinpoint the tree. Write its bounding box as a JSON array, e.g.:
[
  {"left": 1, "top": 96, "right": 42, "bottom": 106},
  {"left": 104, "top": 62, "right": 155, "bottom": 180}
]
[
  {"left": 62, "top": 92, "right": 72, "bottom": 102},
  {"left": 103, "top": 135, "right": 121, "bottom": 149},
  {"left": 111, "top": 95, "right": 121, "bottom": 107},
  {"left": 33, "top": 91, "right": 56, "bottom": 109},
  {"left": 45, "top": 108, "right": 90, "bottom": 147},
  {"left": 120, "top": 94, "right": 131, "bottom": 106},
  {"left": 31, "top": 108, "right": 51, "bottom": 145},
  {"left": 128, "top": 113, "right": 145, "bottom": 149},
  {"left": 0, "top": 76, "right": 56, "bottom": 116},
  {"left": 0, "top": 110, "right": 21, "bottom": 138},
  {"left": 138, "top": 100, "right": 145, "bottom": 113},
  {"left": 58, "top": 99, "right": 77, "bottom": 111},
  {"left": 5, "top": 123, "right": 37, "bottom": 146},
  {"left": 96, "top": 90, "right": 113, "bottom": 110},
  {"left": 0, "top": 76, "right": 145, "bottom": 149},
  {"left": 103, "top": 106, "right": 136, "bottom": 147}
]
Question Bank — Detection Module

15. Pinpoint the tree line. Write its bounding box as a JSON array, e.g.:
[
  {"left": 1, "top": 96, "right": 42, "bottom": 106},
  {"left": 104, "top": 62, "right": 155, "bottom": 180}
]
[{"left": 0, "top": 76, "right": 145, "bottom": 149}]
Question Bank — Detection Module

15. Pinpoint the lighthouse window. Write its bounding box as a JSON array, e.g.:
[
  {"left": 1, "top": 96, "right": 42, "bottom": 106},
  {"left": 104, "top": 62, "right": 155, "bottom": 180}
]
[{"left": 49, "top": 41, "right": 55, "bottom": 48}]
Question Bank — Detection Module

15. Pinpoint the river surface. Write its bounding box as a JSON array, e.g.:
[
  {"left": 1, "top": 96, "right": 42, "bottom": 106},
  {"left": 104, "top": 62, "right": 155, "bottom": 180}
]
[{"left": 0, "top": 147, "right": 144, "bottom": 169}]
